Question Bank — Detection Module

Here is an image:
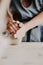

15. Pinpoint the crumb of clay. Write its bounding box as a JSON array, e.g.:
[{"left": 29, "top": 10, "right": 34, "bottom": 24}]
[{"left": 10, "top": 43, "right": 17, "bottom": 46}]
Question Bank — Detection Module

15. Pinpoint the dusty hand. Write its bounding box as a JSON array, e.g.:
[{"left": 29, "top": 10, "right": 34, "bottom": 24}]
[
  {"left": 14, "top": 23, "right": 26, "bottom": 39},
  {"left": 7, "top": 18, "right": 20, "bottom": 34}
]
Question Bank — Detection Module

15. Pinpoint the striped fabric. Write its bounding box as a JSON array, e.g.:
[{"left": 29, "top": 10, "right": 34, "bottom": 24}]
[{"left": 10, "top": 0, "right": 43, "bottom": 42}]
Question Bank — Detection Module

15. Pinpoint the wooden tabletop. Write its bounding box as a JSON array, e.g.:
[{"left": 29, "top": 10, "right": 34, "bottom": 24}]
[{"left": 0, "top": 43, "right": 43, "bottom": 65}]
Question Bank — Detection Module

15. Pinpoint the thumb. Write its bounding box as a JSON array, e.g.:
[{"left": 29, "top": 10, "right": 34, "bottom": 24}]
[{"left": 19, "top": 23, "right": 24, "bottom": 27}]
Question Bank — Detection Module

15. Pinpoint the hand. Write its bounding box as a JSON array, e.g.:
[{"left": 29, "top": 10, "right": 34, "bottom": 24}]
[
  {"left": 14, "top": 24, "right": 26, "bottom": 39},
  {"left": 7, "top": 10, "right": 20, "bottom": 34},
  {"left": 7, "top": 18, "right": 20, "bottom": 34}
]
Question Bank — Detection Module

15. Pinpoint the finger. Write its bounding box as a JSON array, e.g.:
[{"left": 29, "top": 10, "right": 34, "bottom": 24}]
[
  {"left": 7, "top": 28, "right": 13, "bottom": 34},
  {"left": 16, "top": 21, "right": 24, "bottom": 27},
  {"left": 13, "top": 22, "right": 20, "bottom": 30},
  {"left": 19, "top": 23, "right": 24, "bottom": 27},
  {"left": 7, "top": 22, "right": 18, "bottom": 31},
  {"left": 7, "top": 18, "right": 12, "bottom": 23},
  {"left": 7, "top": 17, "right": 16, "bottom": 23},
  {"left": 7, "top": 25, "right": 16, "bottom": 34},
  {"left": 7, "top": 28, "right": 16, "bottom": 34},
  {"left": 13, "top": 20, "right": 20, "bottom": 27},
  {"left": 7, "top": 23, "right": 16, "bottom": 32},
  {"left": 7, "top": 26, "right": 13, "bottom": 34},
  {"left": 8, "top": 21, "right": 20, "bottom": 31},
  {"left": 16, "top": 21, "right": 20, "bottom": 24}
]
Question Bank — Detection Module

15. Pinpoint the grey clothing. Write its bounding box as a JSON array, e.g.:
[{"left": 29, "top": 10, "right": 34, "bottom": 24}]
[{"left": 11, "top": 0, "right": 43, "bottom": 42}]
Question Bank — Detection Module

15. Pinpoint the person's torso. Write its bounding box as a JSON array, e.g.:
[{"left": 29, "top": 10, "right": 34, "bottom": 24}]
[{"left": 10, "top": 0, "right": 43, "bottom": 23}]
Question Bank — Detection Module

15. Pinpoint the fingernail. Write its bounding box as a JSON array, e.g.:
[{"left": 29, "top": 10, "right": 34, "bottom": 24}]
[{"left": 19, "top": 23, "right": 23, "bottom": 27}]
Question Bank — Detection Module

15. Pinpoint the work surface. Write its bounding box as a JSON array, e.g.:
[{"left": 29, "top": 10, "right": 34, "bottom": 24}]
[{"left": 0, "top": 43, "right": 43, "bottom": 65}]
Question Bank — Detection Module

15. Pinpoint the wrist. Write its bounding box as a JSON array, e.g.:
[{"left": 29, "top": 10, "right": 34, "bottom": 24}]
[
  {"left": 24, "top": 23, "right": 29, "bottom": 32},
  {"left": 23, "top": 24, "right": 27, "bottom": 33}
]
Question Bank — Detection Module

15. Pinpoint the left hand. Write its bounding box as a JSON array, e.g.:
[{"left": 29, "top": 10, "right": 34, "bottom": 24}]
[{"left": 14, "top": 24, "right": 26, "bottom": 39}]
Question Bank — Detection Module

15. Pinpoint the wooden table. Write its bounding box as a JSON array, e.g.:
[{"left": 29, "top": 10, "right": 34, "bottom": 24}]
[{"left": 0, "top": 43, "right": 43, "bottom": 65}]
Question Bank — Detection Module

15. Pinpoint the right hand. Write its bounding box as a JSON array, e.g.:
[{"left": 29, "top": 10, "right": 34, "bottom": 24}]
[{"left": 7, "top": 18, "right": 20, "bottom": 34}]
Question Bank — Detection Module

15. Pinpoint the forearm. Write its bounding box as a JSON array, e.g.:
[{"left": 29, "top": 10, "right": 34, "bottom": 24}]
[
  {"left": 0, "top": 0, "right": 11, "bottom": 18},
  {"left": 25, "top": 12, "right": 43, "bottom": 32}
]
